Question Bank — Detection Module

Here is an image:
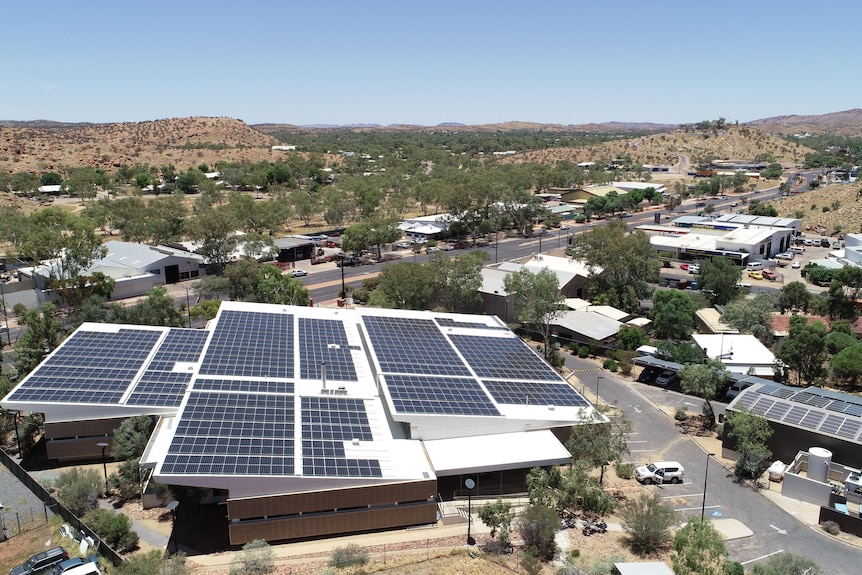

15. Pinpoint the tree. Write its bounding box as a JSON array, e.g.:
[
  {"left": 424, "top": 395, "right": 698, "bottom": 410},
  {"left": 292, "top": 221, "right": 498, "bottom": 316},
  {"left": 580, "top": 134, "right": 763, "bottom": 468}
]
[
  {"left": 566, "top": 412, "right": 632, "bottom": 485},
  {"left": 369, "top": 262, "right": 433, "bottom": 310},
  {"left": 725, "top": 409, "right": 773, "bottom": 480},
  {"left": 229, "top": 539, "right": 274, "bottom": 575},
  {"left": 750, "top": 552, "right": 821, "bottom": 575},
  {"left": 777, "top": 281, "right": 811, "bottom": 314},
  {"left": 672, "top": 518, "right": 728, "bottom": 575},
  {"left": 83, "top": 508, "right": 139, "bottom": 552},
  {"left": 826, "top": 280, "right": 857, "bottom": 321},
  {"left": 698, "top": 257, "right": 741, "bottom": 305},
  {"left": 516, "top": 504, "right": 558, "bottom": 561},
  {"left": 109, "top": 458, "right": 143, "bottom": 502},
  {"left": 720, "top": 294, "right": 775, "bottom": 344},
  {"left": 427, "top": 250, "right": 487, "bottom": 312},
  {"left": 116, "top": 287, "right": 187, "bottom": 327},
  {"left": 619, "top": 493, "right": 677, "bottom": 556},
  {"left": 256, "top": 264, "right": 310, "bottom": 306},
  {"left": 678, "top": 359, "right": 729, "bottom": 429},
  {"left": 650, "top": 290, "right": 696, "bottom": 340},
  {"left": 571, "top": 220, "right": 659, "bottom": 314},
  {"left": 54, "top": 467, "right": 103, "bottom": 516},
  {"left": 14, "top": 303, "right": 66, "bottom": 376},
  {"left": 655, "top": 340, "right": 705, "bottom": 365},
  {"left": 831, "top": 344, "right": 862, "bottom": 385},
  {"left": 478, "top": 499, "right": 515, "bottom": 545},
  {"left": 112, "top": 415, "right": 156, "bottom": 460},
  {"left": 617, "top": 324, "right": 648, "bottom": 351},
  {"left": 504, "top": 268, "right": 564, "bottom": 361},
  {"left": 775, "top": 316, "right": 827, "bottom": 386}
]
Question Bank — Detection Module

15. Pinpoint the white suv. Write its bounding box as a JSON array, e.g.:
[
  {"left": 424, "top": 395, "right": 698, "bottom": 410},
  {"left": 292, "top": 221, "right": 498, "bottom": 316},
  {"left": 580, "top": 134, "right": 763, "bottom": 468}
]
[{"left": 635, "top": 461, "right": 685, "bottom": 484}]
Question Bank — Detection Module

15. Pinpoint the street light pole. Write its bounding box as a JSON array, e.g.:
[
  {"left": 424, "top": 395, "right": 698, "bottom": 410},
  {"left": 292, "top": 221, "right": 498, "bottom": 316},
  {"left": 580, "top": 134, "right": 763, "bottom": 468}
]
[
  {"left": 701, "top": 452, "right": 715, "bottom": 521},
  {"left": 184, "top": 287, "right": 191, "bottom": 328},
  {"left": 11, "top": 411, "right": 21, "bottom": 456},
  {"left": 464, "top": 478, "right": 475, "bottom": 545},
  {"left": 0, "top": 280, "right": 9, "bottom": 347},
  {"left": 596, "top": 376, "right": 603, "bottom": 408},
  {"left": 97, "top": 442, "right": 110, "bottom": 497},
  {"left": 340, "top": 261, "right": 346, "bottom": 299}
]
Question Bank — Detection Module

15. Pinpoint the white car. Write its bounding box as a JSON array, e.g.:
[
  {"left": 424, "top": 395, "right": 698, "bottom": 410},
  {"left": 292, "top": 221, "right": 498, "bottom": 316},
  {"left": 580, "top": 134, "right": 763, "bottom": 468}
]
[
  {"left": 560, "top": 224, "right": 569, "bottom": 230},
  {"left": 289, "top": 269, "right": 308, "bottom": 278},
  {"left": 688, "top": 265, "right": 700, "bottom": 274},
  {"left": 791, "top": 261, "right": 801, "bottom": 269},
  {"left": 395, "top": 241, "right": 411, "bottom": 249},
  {"left": 635, "top": 461, "right": 685, "bottom": 485}
]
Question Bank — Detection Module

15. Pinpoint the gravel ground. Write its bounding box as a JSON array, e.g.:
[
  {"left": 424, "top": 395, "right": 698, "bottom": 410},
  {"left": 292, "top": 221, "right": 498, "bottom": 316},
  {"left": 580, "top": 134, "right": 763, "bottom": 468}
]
[{"left": 0, "top": 461, "right": 54, "bottom": 539}]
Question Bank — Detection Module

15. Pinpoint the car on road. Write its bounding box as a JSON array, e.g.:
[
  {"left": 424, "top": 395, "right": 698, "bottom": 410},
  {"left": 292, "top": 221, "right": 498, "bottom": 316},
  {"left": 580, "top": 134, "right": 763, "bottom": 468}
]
[
  {"left": 688, "top": 264, "right": 700, "bottom": 274},
  {"left": 761, "top": 269, "right": 777, "bottom": 280},
  {"left": 536, "top": 229, "right": 548, "bottom": 236},
  {"left": 748, "top": 270, "right": 763, "bottom": 280},
  {"left": 792, "top": 261, "right": 801, "bottom": 269},
  {"left": 453, "top": 242, "right": 468, "bottom": 249},
  {"left": 635, "top": 461, "right": 685, "bottom": 485},
  {"left": 560, "top": 224, "right": 569, "bottom": 230},
  {"left": 426, "top": 246, "right": 439, "bottom": 254},
  {"left": 730, "top": 202, "right": 739, "bottom": 207},
  {"left": 288, "top": 269, "right": 308, "bottom": 278},
  {"left": 679, "top": 263, "right": 690, "bottom": 271},
  {"left": 395, "top": 241, "right": 411, "bottom": 249},
  {"left": 440, "top": 244, "right": 454, "bottom": 251},
  {"left": 336, "top": 256, "right": 359, "bottom": 267}
]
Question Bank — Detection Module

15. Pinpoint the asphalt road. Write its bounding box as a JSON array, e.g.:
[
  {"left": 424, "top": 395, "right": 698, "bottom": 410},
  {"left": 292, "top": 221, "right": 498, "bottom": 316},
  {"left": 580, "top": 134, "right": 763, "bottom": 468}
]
[{"left": 567, "top": 355, "right": 858, "bottom": 573}]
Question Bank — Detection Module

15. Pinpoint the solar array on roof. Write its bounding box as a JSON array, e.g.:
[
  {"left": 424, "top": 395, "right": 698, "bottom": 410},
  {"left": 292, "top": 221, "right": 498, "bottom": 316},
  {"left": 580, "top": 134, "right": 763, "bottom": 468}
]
[
  {"left": 162, "top": 391, "right": 295, "bottom": 476},
  {"left": 449, "top": 334, "right": 561, "bottom": 381},
  {"left": 298, "top": 318, "right": 357, "bottom": 381},
  {"left": 483, "top": 380, "right": 589, "bottom": 407},
  {"left": 301, "top": 397, "right": 381, "bottom": 477},
  {"left": 193, "top": 378, "right": 294, "bottom": 394},
  {"left": 385, "top": 374, "right": 500, "bottom": 416},
  {"left": 126, "top": 329, "right": 209, "bottom": 407},
  {"left": 362, "top": 316, "right": 470, "bottom": 376},
  {"left": 7, "top": 329, "right": 161, "bottom": 404},
  {"left": 435, "top": 317, "right": 506, "bottom": 330},
  {"left": 199, "top": 310, "right": 293, "bottom": 378},
  {"left": 737, "top": 383, "right": 862, "bottom": 443}
]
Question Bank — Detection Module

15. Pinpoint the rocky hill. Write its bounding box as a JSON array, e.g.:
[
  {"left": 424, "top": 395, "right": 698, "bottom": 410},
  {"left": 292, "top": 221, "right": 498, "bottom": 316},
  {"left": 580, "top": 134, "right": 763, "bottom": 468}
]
[
  {"left": 0, "top": 117, "right": 282, "bottom": 174},
  {"left": 252, "top": 120, "right": 675, "bottom": 135},
  {"left": 747, "top": 109, "right": 862, "bottom": 137}
]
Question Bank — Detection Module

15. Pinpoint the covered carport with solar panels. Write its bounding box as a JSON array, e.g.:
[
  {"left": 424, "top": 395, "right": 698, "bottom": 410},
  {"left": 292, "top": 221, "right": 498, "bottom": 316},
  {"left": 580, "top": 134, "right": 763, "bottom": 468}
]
[
  {"left": 724, "top": 382, "right": 862, "bottom": 465},
  {"left": 3, "top": 302, "right": 603, "bottom": 546}
]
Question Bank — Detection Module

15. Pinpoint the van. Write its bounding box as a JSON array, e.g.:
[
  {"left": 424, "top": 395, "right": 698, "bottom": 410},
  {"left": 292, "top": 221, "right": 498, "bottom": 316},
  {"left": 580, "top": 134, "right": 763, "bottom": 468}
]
[
  {"left": 789, "top": 246, "right": 804, "bottom": 254},
  {"left": 746, "top": 262, "right": 763, "bottom": 271},
  {"left": 10, "top": 547, "right": 69, "bottom": 575}
]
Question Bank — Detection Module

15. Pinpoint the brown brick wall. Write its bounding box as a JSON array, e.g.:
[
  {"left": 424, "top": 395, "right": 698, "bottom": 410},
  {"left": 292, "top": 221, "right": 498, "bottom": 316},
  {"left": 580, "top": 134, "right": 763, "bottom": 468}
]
[
  {"left": 44, "top": 418, "right": 124, "bottom": 441},
  {"left": 228, "top": 479, "right": 436, "bottom": 520},
  {"left": 228, "top": 502, "right": 438, "bottom": 545},
  {"left": 46, "top": 438, "right": 113, "bottom": 462}
]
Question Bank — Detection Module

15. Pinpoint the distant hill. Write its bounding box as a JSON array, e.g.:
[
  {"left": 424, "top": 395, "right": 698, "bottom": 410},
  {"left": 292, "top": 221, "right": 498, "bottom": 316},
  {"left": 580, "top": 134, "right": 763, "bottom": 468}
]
[
  {"left": 253, "top": 120, "right": 675, "bottom": 135},
  {"left": 747, "top": 109, "right": 862, "bottom": 136}
]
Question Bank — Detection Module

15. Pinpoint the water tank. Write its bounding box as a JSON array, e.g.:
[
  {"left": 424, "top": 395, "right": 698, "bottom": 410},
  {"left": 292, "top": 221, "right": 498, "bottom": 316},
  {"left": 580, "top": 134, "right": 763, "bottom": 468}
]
[{"left": 808, "top": 447, "right": 832, "bottom": 483}]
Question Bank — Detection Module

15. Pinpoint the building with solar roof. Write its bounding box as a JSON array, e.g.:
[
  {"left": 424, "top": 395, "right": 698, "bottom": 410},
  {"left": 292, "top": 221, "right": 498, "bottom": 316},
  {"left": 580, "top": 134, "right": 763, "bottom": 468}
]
[
  {"left": 724, "top": 381, "right": 862, "bottom": 465},
  {"left": 1, "top": 302, "right": 601, "bottom": 544}
]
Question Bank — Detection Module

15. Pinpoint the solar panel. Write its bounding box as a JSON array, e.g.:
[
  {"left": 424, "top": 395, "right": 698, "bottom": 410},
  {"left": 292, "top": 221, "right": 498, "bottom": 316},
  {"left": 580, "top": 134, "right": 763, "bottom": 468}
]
[
  {"left": 193, "top": 378, "right": 294, "bottom": 394},
  {"left": 7, "top": 329, "right": 161, "bottom": 404},
  {"left": 819, "top": 414, "right": 844, "bottom": 435},
  {"left": 799, "top": 410, "right": 824, "bottom": 429},
  {"left": 162, "top": 391, "right": 295, "bottom": 476},
  {"left": 783, "top": 405, "right": 809, "bottom": 426},
  {"left": 803, "top": 394, "right": 831, "bottom": 409},
  {"left": 385, "top": 374, "right": 500, "bottom": 415},
  {"left": 298, "top": 318, "right": 357, "bottom": 381},
  {"left": 362, "top": 316, "right": 470, "bottom": 376},
  {"left": 764, "top": 402, "right": 791, "bottom": 420},
  {"left": 483, "top": 380, "right": 588, "bottom": 407},
  {"left": 435, "top": 317, "right": 506, "bottom": 330},
  {"left": 844, "top": 404, "right": 862, "bottom": 418},
  {"left": 199, "top": 310, "right": 294, "bottom": 378},
  {"left": 300, "top": 397, "right": 381, "bottom": 477},
  {"left": 735, "top": 392, "right": 758, "bottom": 411},
  {"left": 837, "top": 419, "right": 862, "bottom": 440},
  {"left": 449, "top": 335, "right": 561, "bottom": 381},
  {"left": 826, "top": 400, "right": 849, "bottom": 413},
  {"left": 125, "top": 329, "right": 209, "bottom": 407},
  {"left": 763, "top": 386, "right": 795, "bottom": 400},
  {"left": 750, "top": 396, "right": 776, "bottom": 415}
]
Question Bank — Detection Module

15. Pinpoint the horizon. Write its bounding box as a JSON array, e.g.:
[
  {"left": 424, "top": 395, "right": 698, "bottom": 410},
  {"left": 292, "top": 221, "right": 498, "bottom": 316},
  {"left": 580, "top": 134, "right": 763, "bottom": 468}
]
[{"left": 1, "top": 1, "right": 857, "bottom": 126}]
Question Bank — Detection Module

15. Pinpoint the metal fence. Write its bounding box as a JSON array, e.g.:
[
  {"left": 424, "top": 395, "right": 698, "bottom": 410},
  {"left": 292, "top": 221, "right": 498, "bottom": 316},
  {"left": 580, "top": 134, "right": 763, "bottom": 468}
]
[
  {"left": 0, "top": 448, "right": 124, "bottom": 567},
  {"left": 1, "top": 505, "right": 49, "bottom": 538}
]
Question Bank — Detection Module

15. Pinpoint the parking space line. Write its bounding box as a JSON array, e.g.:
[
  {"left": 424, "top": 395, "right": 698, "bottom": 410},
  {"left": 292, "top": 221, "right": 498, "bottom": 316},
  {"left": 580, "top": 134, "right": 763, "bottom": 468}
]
[
  {"left": 675, "top": 504, "right": 721, "bottom": 512},
  {"left": 661, "top": 493, "right": 704, "bottom": 499},
  {"left": 740, "top": 550, "right": 784, "bottom": 565}
]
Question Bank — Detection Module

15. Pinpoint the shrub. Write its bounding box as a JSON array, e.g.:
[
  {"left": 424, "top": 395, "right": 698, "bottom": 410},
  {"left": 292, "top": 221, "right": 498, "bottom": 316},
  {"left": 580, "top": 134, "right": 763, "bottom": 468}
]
[
  {"left": 328, "top": 544, "right": 368, "bottom": 568},
  {"left": 54, "top": 467, "right": 103, "bottom": 516},
  {"left": 516, "top": 504, "right": 559, "bottom": 562},
  {"left": 723, "top": 561, "right": 744, "bottom": 575},
  {"left": 83, "top": 508, "right": 139, "bottom": 552},
  {"left": 615, "top": 463, "right": 634, "bottom": 480},
  {"left": 578, "top": 345, "right": 590, "bottom": 359},
  {"left": 619, "top": 493, "right": 677, "bottom": 556},
  {"left": 230, "top": 539, "right": 274, "bottom": 575},
  {"left": 821, "top": 520, "right": 840, "bottom": 535},
  {"left": 603, "top": 359, "right": 618, "bottom": 372},
  {"left": 674, "top": 406, "right": 688, "bottom": 421}
]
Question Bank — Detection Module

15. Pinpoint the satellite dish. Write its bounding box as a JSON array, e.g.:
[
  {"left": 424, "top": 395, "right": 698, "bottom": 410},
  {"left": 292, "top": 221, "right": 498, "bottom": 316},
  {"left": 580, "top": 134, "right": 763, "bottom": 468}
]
[{"left": 465, "top": 478, "right": 475, "bottom": 490}]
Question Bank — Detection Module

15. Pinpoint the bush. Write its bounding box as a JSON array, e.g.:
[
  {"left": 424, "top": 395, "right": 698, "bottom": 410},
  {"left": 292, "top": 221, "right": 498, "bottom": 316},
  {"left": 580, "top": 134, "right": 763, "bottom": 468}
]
[
  {"left": 516, "top": 504, "right": 559, "bottom": 562},
  {"left": 619, "top": 493, "right": 677, "bottom": 556},
  {"left": 83, "top": 508, "right": 139, "bottom": 552},
  {"left": 674, "top": 406, "right": 688, "bottom": 421},
  {"left": 230, "top": 539, "right": 274, "bottom": 575},
  {"left": 723, "top": 561, "right": 744, "bottom": 575},
  {"left": 328, "top": 544, "right": 368, "bottom": 568},
  {"left": 578, "top": 345, "right": 590, "bottom": 359},
  {"left": 603, "top": 359, "right": 618, "bottom": 372},
  {"left": 615, "top": 463, "right": 634, "bottom": 480},
  {"left": 821, "top": 520, "right": 840, "bottom": 535},
  {"left": 109, "top": 458, "right": 142, "bottom": 502},
  {"left": 54, "top": 467, "right": 103, "bottom": 516}
]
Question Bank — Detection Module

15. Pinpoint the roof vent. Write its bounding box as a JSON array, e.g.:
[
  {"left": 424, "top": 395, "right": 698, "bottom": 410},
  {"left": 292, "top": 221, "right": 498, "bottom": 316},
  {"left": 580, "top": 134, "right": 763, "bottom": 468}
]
[
  {"left": 352, "top": 438, "right": 360, "bottom": 445},
  {"left": 548, "top": 404, "right": 555, "bottom": 411}
]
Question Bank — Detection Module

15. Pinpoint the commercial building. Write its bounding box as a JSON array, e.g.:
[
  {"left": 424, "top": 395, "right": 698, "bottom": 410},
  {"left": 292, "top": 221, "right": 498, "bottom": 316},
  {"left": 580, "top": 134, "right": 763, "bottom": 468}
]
[{"left": 2, "top": 303, "right": 600, "bottom": 545}]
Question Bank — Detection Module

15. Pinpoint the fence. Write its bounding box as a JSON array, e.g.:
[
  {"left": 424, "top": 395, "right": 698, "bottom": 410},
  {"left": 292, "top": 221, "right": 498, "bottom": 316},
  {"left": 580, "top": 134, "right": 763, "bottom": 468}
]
[
  {"left": 0, "top": 448, "right": 124, "bottom": 567},
  {"left": 1, "top": 505, "right": 49, "bottom": 538}
]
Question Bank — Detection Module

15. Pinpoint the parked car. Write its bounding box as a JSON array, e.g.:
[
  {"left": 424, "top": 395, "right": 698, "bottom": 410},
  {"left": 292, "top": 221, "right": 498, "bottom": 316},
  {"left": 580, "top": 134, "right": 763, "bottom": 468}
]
[
  {"left": 48, "top": 557, "right": 99, "bottom": 575},
  {"left": 453, "top": 242, "right": 468, "bottom": 249},
  {"left": 10, "top": 547, "right": 69, "bottom": 575},
  {"left": 536, "top": 229, "right": 548, "bottom": 236},
  {"left": 820, "top": 238, "right": 831, "bottom": 248},
  {"left": 775, "top": 252, "right": 794, "bottom": 260},
  {"left": 655, "top": 369, "right": 678, "bottom": 387},
  {"left": 440, "top": 244, "right": 454, "bottom": 251},
  {"left": 748, "top": 270, "right": 763, "bottom": 280},
  {"left": 679, "top": 263, "right": 690, "bottom": 271},
  {"left": 426, "top": 246, "right": 439, "bottom": 254},
  {"left": 636, "top": 367, "right": 660, "bottom": 384},
  {"left": 803, "top": 239, "right": 814, "bottom": 246},
  {"left": 395, "top": 241, "right": 411, "bottom": 249},
  {"left": 635, "top": 461, "right": 685, "bottom": 485},
  {"left": 289, "top": 269, "right": 308, "bottom": 278},
  {"left": 730, "top": 202, "right": 739, "bottom": 207},
  {"left": 761, "top": 269, "right": 777, "bottom": 280},
  {"left": 791, "top": 261, "right": 801, "bottom": 269},
  {"left": 832, "top": 242, "right": 842, "bottom": 249},
  {"left": 688, "top": 264, "right": 700, "bottom": 274},
  {"left": 336, "top": 256, "right": 359, "bottom": 267}
]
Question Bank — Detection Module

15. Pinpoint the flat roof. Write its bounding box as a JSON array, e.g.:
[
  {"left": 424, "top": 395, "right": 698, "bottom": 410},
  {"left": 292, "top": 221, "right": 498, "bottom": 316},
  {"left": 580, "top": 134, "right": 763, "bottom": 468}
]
[{"left": 423, "top": 430, "right": 572, "bottom": 475}]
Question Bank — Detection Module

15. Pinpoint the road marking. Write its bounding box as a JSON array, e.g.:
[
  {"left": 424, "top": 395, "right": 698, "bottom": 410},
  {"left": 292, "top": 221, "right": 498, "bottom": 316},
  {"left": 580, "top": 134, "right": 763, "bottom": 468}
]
[
  {"left": 768, "top": 524, "right": 787, "bottom": 535},
  {"left": 661, "top": 493, "right": 704, "bottom": 499},
  {"left": 683, "top": 401, "right": 697, "bottom": 407},
  {"left": 741, "top": 550, "right": 784, "bottom": 565},
  {"left": 630, "top": 405, "right": 642, "bottom": 413},
  {"left": 629, "top": 449, "right": 654, "bottom": 453},
  {"left": 675, "top": 505, "right": 721, "bottom": 512},
  {"left": 626, "top": 440, "right": 648, "bottom": 444}
]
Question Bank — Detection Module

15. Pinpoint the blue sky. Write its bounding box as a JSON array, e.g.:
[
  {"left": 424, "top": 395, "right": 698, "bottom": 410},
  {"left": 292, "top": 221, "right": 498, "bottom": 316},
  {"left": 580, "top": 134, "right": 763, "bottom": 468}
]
[{"left": 2, "top": 1, "right": 856, "bottom": 126}]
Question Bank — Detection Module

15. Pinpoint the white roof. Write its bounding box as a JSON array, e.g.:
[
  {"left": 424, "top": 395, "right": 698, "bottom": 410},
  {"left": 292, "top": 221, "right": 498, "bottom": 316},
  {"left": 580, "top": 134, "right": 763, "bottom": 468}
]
[
  {"left": 691, "top": 333, "right": 775, "bottom": 377},
  {"left": 627, "top": 317, "right": 652, "bottom": 328},
  {"left": 479, "top": 268, "right": 512, "bottom": 296},
  {"left": 614, "top": 562, "right": 673, "bottom": 575},
  {"left": 423, "top": 430, "right": 572, "bottom": 475},
  {"left": 553, "top": 310, "right": 622, "bottom": 341},
  {"left": 564, "top": 298, "right": 628, "bottom": 321}
]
